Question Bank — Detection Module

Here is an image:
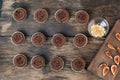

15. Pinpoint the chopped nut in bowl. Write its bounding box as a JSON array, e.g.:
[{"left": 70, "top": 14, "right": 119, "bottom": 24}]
[{"left": 88, "top": 17, "right": 109, "bottom": 38}]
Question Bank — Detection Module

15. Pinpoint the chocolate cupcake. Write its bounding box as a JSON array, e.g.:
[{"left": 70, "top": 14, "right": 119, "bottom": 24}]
[
  {"left": 34, "top": 9, "right": 48, "bottom": 23},
  {"left": 31, "top": 55, "right": 45, "bottom": 69},
  {"left": 71, "top": 57, "right": 85, "bottom": 72},
  {"left": 51, "top": 34, "right": 66, "bottom": 47},
  {"left": 75, "top": 10, "right": 89, "bottom": 23},
  {"left": 13, "top": 54, "right": 28, "bottom": 67},
  {"left": 73, "top": 34, "right": 88, "bottom": 48},
  {"left": 11, "top": 31, "right": 25, "bottom": 45},
  {"left": 55, "top": 9, "right": 70, "bottom": 23},
  {"left": 13, "top": 8, "right": 27, "bottom": 22},
  {"left": 50, "top": 56, "right": 64, "bottom": 71},
  {"left": 31, "top": 32, "right": 46, "bottom": 46}
]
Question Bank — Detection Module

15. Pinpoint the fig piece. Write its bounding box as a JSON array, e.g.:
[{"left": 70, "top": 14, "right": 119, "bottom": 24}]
[
  {"left": 115, "top": 33, "right": 120, "bottom": 41},
  {"left": 114, "top": 55, "right": 120, "bottom": 65},
  {"left": 111, "top": 65, "right": 117, "bottom": 76},
  {"left": 99, "top": 63, "right": 107, "bottom": 69},
  {"left": 107, "top": 44, "right": 116, "bottom": 51},
  {"left": 103, "top": 66, "right": 109, "bottom": 76},
  {"left": 117, "top": 47, "right": 120, "bottom": 53},
  {"left": 105, "top": 50, "right": 113, "bottom": 59}
]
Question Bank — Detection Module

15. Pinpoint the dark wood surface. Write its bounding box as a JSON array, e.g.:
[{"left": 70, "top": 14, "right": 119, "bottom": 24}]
[
  {"left": 88, "top": 20, "right": 120, "bottom": 80},
  {"left": 0, "top": 0, "right": 120, "bottom": 80}
]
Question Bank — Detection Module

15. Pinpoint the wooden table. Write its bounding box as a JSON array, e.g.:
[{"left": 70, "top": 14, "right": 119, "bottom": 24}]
[{"left": 0, "top": 0, "right": 120, "bottom": 80}]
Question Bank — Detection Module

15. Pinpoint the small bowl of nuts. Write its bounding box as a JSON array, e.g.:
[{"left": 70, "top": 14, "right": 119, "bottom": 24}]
[{"left": 88, "top": 17, "right": 109, "bottom": 38}]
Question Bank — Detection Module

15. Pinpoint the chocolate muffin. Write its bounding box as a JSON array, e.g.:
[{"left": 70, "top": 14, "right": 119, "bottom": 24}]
[
  {"left": 31, "top": 32, "right": 46, "bottom": 46},
  {"left": 73, "top": 34, "right": 88, "bottom": 48},
  {"left": 13, "top": 8, "right": 27, "bottom": 22},
  {"left": 71, "top": 57, "right": 85, "bottom": 72},
  {"left": 75, "top": 10, "right": 89, "bottom": 23},
  {"left": 11, "top": 31, "right": 25, "bottom": 45},
  {"left": 34, "top": 9, "right": 48, "bottom": 23},
  {"left": 13, "top": 54, "right": 27, "bottom": 67},
  {"left": 55, "top": 9, "right": 70, "bottom": 23},
  {"left": 50, "top": 56, "right": 64, "bottom": 71},
  {"left": 31, "top": 55, "right": 45, "bottom": 69},
  {"left": 51, "top": 34, "right": 66, "bottom": 47}
]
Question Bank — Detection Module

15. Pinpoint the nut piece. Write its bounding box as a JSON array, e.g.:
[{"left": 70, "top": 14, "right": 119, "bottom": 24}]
[
  {"left": 11, "top": 31, "right": 25, "bottom": 45},
  {"left": 99, "top": 63, "right": 107, "bottom": 69},
  {"left": 13, "top": 54, "right": 27, "bottom": 67},
  {"left": 73, "top": 34, "right": 88, "bottom": 48},
  {"left": 31, "top": 55, "right": 45, "bottom": 69},
  {"left": 13, "top": 8, "right": 27, "bottom": 22},
  {"left": 55, "top": 9, "right": 69, "bottom": 23},
  {"left": 105, "top": 50, "right": 113, "bottom": 59},
  {"left": 31, "top": 32, "right": 46, "bottom": 46},
  {"left": 117, "top": 47, "right": 120, "bottom": 53},
  {"left": 114, "top": 55, "right": 120, "bottom": 65},
  {"left": 51, "top": 34, "right": 66, "bottom": 47},
  {"left": 115, "top": 33, "right": 120, "bottom": 41},
  {"left": 103, "top": 66, "right": 109, "bottom": 76},
  {"left": 107, "top": 43, "right": 116, "bottom": 51},
  {"left": 90, "top": 24, "right": 106, "bottom": 38},
  {"left": 50, "top": 56, "right": 64, "bottom": 71},
  {"left": 34, "top": 9, "right": 48, "bottom": 23},
  {"left": 71, "top": 57, "right": 86, "bottom": 72},
  {"left": 75, "top": 10, "right": 89, "bottom": 23},
  {"left": 111, "top": 65, "right": 117, "bottom": 76}
]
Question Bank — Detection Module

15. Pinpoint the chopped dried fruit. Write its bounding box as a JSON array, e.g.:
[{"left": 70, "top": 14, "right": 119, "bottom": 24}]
[
  {"left": 114, "top": 55, "right": 120, "bottom": 65},
  {"left": 99, "top": 63, "right": 107, "bottom": 69},
  {"left": 105, "top": 50, "right": 113, "bottom": 59},
  {"left": 117, "top": 47, "right": 120, "bottom": 53},
  {"left": 115, "top": 33, "right": 120, "bottom": 41},
  {"left": 107, "top": 44, "right": 116, "bottom": 51},
  {"left": 111, "top": 65, "right": 117, "bottom": 76},
  {"left": 103, "top": 66, "right": 109, "bottom": 76}
]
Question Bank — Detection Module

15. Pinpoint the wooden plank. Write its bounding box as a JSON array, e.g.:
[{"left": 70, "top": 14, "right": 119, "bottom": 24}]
[
  {"left": 0, "top": 0, "right": 120, "bottom": 80},
  {"left": 0, "top": 36, "right": 103, "bottom": 80},
  {"left": 0, "top": 0, "right": 120, "bottom": 36},
  {"left": 88, "top": 20, "right": 120, "bottom": 80}
]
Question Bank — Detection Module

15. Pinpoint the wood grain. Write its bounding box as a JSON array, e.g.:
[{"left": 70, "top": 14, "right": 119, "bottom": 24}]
[{"left": 0, "top": 0, "right": 120, "bottom": 80}]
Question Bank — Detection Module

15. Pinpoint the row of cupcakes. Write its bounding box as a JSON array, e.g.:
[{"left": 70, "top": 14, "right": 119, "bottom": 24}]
[
  {"left": 11, "top": 31, "right": 88, "bottom": 48},
  {"left": 13, "top": 54, "right": 86, "bottom": 72},
  {"left": 13, "top": 8, "right": 89, "bottom": 23}
]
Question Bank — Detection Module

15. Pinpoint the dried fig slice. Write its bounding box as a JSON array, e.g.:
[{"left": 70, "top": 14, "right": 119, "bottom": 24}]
[
  {"left": 115, "top": 33, "right": 120, "bottom": 41},
  {"left": 111, "top": 65, "right": 117, "bottom": 76},
  {"left": 117, "top": 47, "right": 120, "bottom": 53},
  {"left": 99, "top": 63, "right": 107, "bottom": 69},
  {"left": 103, "top": 66, "right": 109, "bottom": 76},
  {"left": 105, "top": 50, "right": 113, "bottom": 59},
  {"left": 114, "top": 55, "right": 120, "bottom": 65},
  {"left": 107, "top": 43, "right": 116, "bottom": 51}
]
